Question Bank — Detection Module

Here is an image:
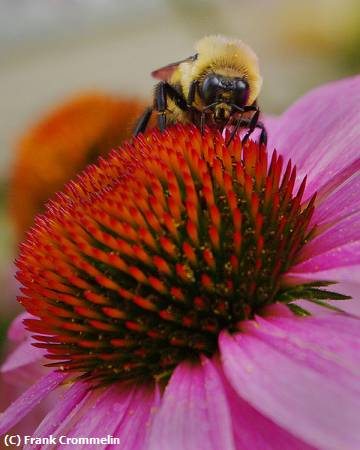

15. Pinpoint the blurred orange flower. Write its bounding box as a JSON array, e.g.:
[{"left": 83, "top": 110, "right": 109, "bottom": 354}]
[{"left": 9, "top": 92, "right": 148, "bottom": 241}]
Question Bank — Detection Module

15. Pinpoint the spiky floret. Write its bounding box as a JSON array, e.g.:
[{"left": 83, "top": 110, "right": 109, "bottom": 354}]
[{"left": 17, "top": 125, "right": 317, "bottom": 385}]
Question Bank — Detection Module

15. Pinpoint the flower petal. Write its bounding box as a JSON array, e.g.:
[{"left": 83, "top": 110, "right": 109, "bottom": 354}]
[
  {"left": 0, "top": 370, "right": 66, "bottom": 435},
  {"left": 220, "top": 314, "right": 360, "bottom": 450},
  {"left": 223, "top": 374, "right": 314, "bottom": 450},
  {"left": 1, "top": 339, "right": 45, "bottom": 374},
  {"left": 23, "top": 382, "right": 90, "bottom": 450},
  {"left": 296, "top": 211, "right": 360, "bottom": 264},
  {"left": 291, "top": 184, "right": 360, "bottom": 275},
  {"left": 292, "top": 240, "right": 360, "bottom": 273},
  {"left": 269, "top": 75, "right": 360, "bottom": 198},
  {"left": 263, "top": 114, "right": 280, "bottom": 133},
  {"left": 1, "top": 317, "right": 45, "bottom": 387},
  {"left": 60, "top": 385, "right": 133, "bottom": 448},
  {"left": 290, "top": 158, "right": 360, "bottom": 279},
  {"left": 7, "top": 312, "right": 33, "bottom": 343},
  {"left": 311, "top": 167, "right": 360, "bottom": 226},
  {"left": 147, "top": 360, "right": 236, "bottom": 450},
  {"left": 50, "top": 383, "right": 159, "bottom": 450},
  {"left": 244, "top": 314, "right": 360, "bottom": 391},
  {"left": 286, "top": 264, "right": 360, "bottom": 286},
  {"left": 206, "top": 358, "right": 313, "bottom": 450},
  {"left": 109, "top": 384, "right": 160, "bottom": 450}
]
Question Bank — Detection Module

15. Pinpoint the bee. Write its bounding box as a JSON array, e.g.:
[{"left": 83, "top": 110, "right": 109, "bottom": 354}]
[{"left": 134, "top": 35, "right": 267, "bottom": 145}]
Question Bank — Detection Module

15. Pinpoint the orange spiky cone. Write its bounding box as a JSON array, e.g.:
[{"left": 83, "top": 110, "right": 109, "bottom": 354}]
[{"left": 9, "top": 92, "right": 149, "bottom": 241}]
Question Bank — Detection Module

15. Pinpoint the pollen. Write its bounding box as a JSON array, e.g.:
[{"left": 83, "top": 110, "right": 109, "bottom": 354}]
[{"left": 17, "top": 124, "right": 315, "bottom": 384}]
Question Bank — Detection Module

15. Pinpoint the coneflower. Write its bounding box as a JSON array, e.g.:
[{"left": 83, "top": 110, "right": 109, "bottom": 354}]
[
  {"left": 1, "top": 75, "right": 360, "bottom": 450},
  {"left": 9, "top": 92, "right": 147, "bottom": 240}
]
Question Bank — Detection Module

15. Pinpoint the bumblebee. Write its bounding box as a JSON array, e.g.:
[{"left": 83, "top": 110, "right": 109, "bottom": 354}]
[{"left": 134, "top": 35, "right": 267, "bottom": 145}]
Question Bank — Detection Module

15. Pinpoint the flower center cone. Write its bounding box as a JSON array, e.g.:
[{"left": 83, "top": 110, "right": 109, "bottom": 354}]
[{"left": 17, "top": 125, "right": 316, "bottom": 385}]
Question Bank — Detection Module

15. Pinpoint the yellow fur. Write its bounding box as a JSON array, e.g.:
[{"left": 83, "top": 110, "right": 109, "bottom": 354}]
[{"left": 172, "top": 35, "right": 262, "bottom": 107}]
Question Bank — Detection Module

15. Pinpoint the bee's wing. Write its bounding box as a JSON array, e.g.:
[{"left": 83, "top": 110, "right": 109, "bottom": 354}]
[{"left": 151, "top": 53, "right": 198, "bottom": 81}]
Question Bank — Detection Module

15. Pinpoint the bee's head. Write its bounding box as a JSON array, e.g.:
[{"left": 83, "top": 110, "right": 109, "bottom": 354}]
[{"left": 200, "top": 74, "right": 249, "bottom": 108}]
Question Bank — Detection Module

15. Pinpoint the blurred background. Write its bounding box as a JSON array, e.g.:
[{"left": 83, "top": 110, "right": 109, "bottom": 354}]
[{"left": 0, "top": 0, "right": 360, "bottom": 355}]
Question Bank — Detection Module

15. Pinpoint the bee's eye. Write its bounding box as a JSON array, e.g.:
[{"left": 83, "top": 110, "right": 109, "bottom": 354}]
[
  {"left": 201, "top": 75, "right": 220, "bottom": 104},
  {"left": 234, "top": 79, "right": 249, "bottom": 107}
]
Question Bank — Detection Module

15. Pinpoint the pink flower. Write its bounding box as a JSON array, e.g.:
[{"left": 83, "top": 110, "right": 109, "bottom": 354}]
[{"left": 1, "top": 75, "right": 360, "bottom": 450}]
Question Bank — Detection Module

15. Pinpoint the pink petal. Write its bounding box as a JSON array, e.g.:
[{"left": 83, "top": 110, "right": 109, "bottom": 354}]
[
  {"left": 58, "top": 385, "right": 130, "bottom": 448},
  {"left": 207, "top": 358, "right": 313, "bottom": 450},
  {"left": 0, "top": 370, "right": 67, "bottom": 435},
  {"left": 310, "top": 166, "right": 360, "bottom": 227},
  {"left": 269, "top": 75, "right": 360, "bottom": 198},
  {"left": 147, "top": 360, "right": 236, "bottom": 450},
  {"left": 1, "top": 338, "right": 45, "bottom": 374},
  {"left": 108, "top": 384, "right": 160, "bottom": 450},
  {"left": 261, "top": 303, "right": 295, "bottom": 318},
  {"left": 0, "top": 342, "right": 46, "bottom": 388},
  {"left": 286, "top": 264, "right": 360, "bottom": 285},
  {"left": 220, "top": 314, "right": 360, "bottom": 450},
  {"left": 296, "top": 211, "right": 360, "bottom": 265},
  {"left": 52, "top": 383, "right": 159, "bottom": 450},
  {"left": 268, "top": 77, "right": 360, "bottom": 280},
  {"left": 292, "top": 240, "right": 360, "bottom": 273},
  {"left": 290, "top": 175, "right": 360, "bottom": 275},
  {"left": 222, "top": 370, "right": 314, "bottom": 450},
  {"left": 1, "top": 315, "right": 46, "bottom": 386},
  {"left": 7, "top": 312, "right": 33, "bottom": 343},
  {"left": 263, "top": 114, "right": 280, "bottom": 133},
  {"left": 242, "top": 315, "right": 360, "bottom": 391},
  {"left": 23, "top": 382, "right": 90, "bottom": 450}
]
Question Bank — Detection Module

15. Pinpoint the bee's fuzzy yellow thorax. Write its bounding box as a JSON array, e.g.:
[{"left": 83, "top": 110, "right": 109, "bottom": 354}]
[{"left": 180, "top": 35, "right": 263, "bottom": 106}]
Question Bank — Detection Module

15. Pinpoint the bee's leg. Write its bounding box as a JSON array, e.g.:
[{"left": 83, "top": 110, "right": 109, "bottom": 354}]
[
  {"left": 187, "top": 80, "right": 199, "bottom": 107},
  {"left": 242, "top": 109, "right": 260, "bottom": 145},
  {"left": 199, "top": 102, "right": 218, "bottom": 134},
  {"left": 200, "top": 111, "right": 206, "bottom": 134},
  {"left": 155, "top": 82, "right": 168, "bottom": 132},
  {"left": 256, "top": 121, "right": 268, "bottom": 146},
  {"left": 226, "top": 117, "right": 244, "bottom": 146},
  {"left": 133, "top": 107, "right": 153, "bottom": 136},
  {"left": 231, "top": 105, "right": 245, "bottom": 114},
  {"left": 165, "top": 85, "right": 188, "bottom": 111},
  {"left": 158, "top": 113, "right": 166, "bottom": 132},
  {"left": 162, "top": 84, "right": 189, "bottom": 115},
  {"left": 242, "top": 104, "right": 258, "bottom": 113},
  {"left": 235, "top": 117, "right": 267, "bottom": 146},
  {"left": 243, "top": 119, "right": 268, "bottom": 146},
  {"left": 155, "top": 82, "right": 189, "bottom": 132}
]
